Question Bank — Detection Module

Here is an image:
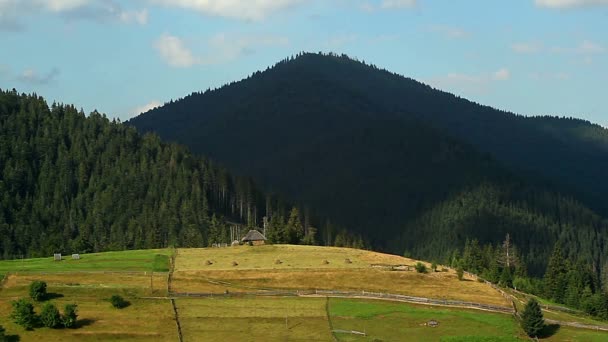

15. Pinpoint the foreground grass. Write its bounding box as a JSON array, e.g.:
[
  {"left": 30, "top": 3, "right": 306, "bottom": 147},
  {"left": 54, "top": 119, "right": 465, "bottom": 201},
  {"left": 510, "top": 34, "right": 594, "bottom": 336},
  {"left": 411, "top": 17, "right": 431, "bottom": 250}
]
[
  {"left": 0, "top": 249, "right": 171, "bottom": 273},
  {"left": 177, "top": 297, "right": 333, "bottom": 341},
  {"left": 0, "top": 272, "right": 175, "bottom": 341},
  {"left": 329, "top": 298, "right": 523, "bottom": 342}
]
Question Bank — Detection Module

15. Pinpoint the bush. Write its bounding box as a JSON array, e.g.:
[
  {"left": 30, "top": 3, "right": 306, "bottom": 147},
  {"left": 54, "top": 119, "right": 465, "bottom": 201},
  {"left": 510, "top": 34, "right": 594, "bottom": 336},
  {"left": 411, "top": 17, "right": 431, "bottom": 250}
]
[
  {"left": 0, "top": 324, "right": 6, "bottom": 338},
  {"left": 521, "top": 298, "right": 544, "bottom": 337},
  {"left": 415, "top": 262, "right": 427, "bottom": 273},
  {"left": 29, "top": 280, "right": 47, "bottom": 301},
  {"left": 431, "top": 262, "right": 438, "bottom": 272},
  {"left": 10, "top": 298, "right": 36, "bottom": 330},
  {"left": 457, "top": 266, "right": 464, "bottom": 281},
  {"left": 109, "top": 295, "right": 129, "bottom": 309},
  {"left": 40, "top": 302, "right": 62, "bottom": 328},
  {"left": 62, "top": 304, "right": 78, "bottom": 328}
]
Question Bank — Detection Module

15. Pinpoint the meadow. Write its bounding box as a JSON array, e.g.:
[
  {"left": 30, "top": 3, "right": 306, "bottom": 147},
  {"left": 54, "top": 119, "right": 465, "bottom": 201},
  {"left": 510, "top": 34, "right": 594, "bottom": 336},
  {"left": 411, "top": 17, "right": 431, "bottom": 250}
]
[
  {"left": 1, "top": 245, "right": 607, "bottom": 341},
  {"left": 172, "top": 245, "right": 509, "bottom": 307}
]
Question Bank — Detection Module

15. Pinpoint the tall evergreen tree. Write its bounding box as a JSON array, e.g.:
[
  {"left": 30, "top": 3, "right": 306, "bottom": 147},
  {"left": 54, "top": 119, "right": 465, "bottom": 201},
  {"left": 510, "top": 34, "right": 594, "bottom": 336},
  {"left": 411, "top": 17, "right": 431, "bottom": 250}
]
[{"left": 521, "top": 298, "right": 544, "bottom": 337}]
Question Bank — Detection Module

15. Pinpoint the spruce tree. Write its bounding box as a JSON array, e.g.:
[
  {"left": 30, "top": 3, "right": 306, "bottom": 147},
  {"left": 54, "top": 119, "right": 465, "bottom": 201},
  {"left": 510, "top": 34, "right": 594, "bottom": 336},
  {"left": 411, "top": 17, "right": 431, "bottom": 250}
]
[
  {"left": 544, "top": 244, "right": 568, "bottom": 303},
  {"left": 40, "top": 302, "right": 62, "bottom": 328},
  {"left": 521, "top": 298, "right": 544, "bottom": 337},
  {"left": 10, "top": 298, "right": 36, "bottom": 330}
]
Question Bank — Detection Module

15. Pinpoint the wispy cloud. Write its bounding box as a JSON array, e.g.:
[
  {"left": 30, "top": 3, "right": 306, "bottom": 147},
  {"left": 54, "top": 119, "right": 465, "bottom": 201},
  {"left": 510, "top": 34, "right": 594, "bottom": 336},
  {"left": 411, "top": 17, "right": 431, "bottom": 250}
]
[
  {"left": 150, "top": 0, "right": 304, "bottom": 21},
  {"left": 428, "top": 25, "right": 470, "bottom": 39},
  {"left": 426, "top": 68, "right": 511, "bottom": 95},
  {"left": 511, "top": 42, "right": 543, "bottom": 54},
  {"left": 18, "top": 67, "right": 60, "bottom": 85},
  {"left": 154, "top": 32, "right": 289, "bottom": 68},
  {"left": 154, "top": 33, "right": 198, "bottom": 68},
  {"left": 0, "top": 0, "right": 148, "bottom": 30},
  {"left": 132, "top": 100, "right": 162, "bottom": 117},
  {"left": 530, "top": 72, "right": 570, "bottom": 80},
  {"left": 535, "top": 0, "right": 608, "bottom": 9},
  {"left": 359, "top": 0, "right": 417, "bottom": 12}
]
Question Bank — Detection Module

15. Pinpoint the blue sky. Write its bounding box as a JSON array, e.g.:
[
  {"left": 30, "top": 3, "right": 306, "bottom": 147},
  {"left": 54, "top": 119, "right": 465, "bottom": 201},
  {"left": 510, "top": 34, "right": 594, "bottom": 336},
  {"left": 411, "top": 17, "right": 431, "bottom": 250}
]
[{"left": 0, "top": 0, "right": 607, "bottom": 126}]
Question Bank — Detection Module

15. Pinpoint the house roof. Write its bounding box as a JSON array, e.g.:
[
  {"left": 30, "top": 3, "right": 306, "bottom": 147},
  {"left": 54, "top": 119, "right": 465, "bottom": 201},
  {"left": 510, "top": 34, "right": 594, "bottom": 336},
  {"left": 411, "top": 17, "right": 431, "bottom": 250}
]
[{"left": 241, "top": 229, "right": 267, "bottom": 242}]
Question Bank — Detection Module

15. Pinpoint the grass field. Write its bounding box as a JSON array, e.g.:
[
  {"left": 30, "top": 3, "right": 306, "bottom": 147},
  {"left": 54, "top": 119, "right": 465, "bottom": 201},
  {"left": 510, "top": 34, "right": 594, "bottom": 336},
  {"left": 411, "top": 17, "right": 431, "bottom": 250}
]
[
  {"left": 0, "top": 249, "right": 172, "bottom": 274},
  {"left": 0, "top": 272, "right": 175, "bottom": 341},
  {"left": 177, "top": 297, "right": 333, "bottom": 341},
  {"left": 1, "top": 245, "right": 607, "bottom": 341},
  {"left": 329, "top": 298, "right": 523, "bottom": 342},
  {"left": 172, "top": 245, "right": 509, "bottom": 307}
]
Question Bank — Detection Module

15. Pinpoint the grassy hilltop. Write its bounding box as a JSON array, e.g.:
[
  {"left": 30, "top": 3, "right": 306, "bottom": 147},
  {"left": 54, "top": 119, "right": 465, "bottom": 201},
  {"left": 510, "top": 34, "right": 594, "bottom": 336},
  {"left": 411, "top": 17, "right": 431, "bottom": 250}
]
[{"left": 0, "top": 245, "right": 606, "bottom": 341}]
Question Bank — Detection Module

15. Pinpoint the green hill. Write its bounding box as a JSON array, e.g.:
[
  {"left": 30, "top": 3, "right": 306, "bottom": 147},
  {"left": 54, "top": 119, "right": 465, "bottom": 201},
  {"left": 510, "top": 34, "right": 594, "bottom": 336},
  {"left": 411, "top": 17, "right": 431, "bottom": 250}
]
[{"left": 129, "top": 53, "right": 608, "bottom": 276}]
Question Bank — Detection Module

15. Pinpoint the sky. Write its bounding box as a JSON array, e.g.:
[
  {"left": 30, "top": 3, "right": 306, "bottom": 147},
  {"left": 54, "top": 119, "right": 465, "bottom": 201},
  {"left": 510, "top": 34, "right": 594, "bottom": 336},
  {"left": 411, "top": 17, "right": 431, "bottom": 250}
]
[{"left": 0, "top": 0, "right": 607, "bottom": 126}]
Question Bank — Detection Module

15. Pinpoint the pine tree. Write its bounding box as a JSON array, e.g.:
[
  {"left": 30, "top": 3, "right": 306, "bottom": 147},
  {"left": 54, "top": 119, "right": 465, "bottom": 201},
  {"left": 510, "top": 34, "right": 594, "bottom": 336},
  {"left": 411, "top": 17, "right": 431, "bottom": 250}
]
[
  {"left": 40, "top": 302, "right": 62, "bottom": 328},
  {"left": 521, "top": 298, "right": 544, "bottom": 337},
  {"left": 544, "top": 244, "right": 568, "bottom": 303}
]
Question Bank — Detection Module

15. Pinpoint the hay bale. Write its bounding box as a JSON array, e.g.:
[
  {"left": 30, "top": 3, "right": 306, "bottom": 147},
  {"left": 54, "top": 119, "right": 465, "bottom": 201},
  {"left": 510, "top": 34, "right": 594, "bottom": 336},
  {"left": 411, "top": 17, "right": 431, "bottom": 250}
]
[
  {"left": 232, "top": 261, "right": 239, "bottom": 266},
  {"left": 205, "top": 260, "right": 213, "bottom": 265},
  {"left": 323, "top": 259, "right": 329, "bottom": 265},
  {"left": 275, "top": 259, "right": 282, "bottom": 265},
  {"left": 345, "top": 258, "right": 352, "bottom": 264}
]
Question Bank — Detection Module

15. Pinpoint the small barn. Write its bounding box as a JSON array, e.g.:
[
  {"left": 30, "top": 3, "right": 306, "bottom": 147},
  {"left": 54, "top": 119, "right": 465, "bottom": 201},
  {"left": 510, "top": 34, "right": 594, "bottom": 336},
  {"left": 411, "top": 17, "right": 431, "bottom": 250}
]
[{"left": 241, "top": 230, "right": 267, "bottom": 246}]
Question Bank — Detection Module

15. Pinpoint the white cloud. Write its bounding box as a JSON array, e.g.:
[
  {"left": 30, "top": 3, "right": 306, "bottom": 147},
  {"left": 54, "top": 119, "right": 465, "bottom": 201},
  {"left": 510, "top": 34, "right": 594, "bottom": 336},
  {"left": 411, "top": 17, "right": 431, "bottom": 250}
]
[
  {"left": 151, "top": 0, "right": 303, "bottom": 21},
  {"left": 132, "top": 100, "right": 162, "bottom": 116},
  {"left": 577, "top": 40, "right": 605, "bottom": 54},
  {"left": 530, "top": 72, "right": 570, "bottom": 80},
  {"left": 18, "top": 67, "right": 60, "bottom": 84},
  {"left": 535, "top": 0, "right": 608, "bottom": 8},
  {"left": 154, "top": 32, "right": 289, "bottom": 68},
  {"left": 154, "top": 33, "right": 198, "bottom": 68},
  {"left": 492, "top": 68, "right": 511, "bottom": 81},
  {"left": 119, "top": 9, "right": 148, "bottom": 25},
  {"left": 511, "top": 42, "right": 543, "bottom": 54},
  {"left": 380, "top": 0, "right": 417, "bottom": 9},
  {"left": 426, "top": 68, "right": 511, "bottom": 95},
  {"left": 428, "top": 25, "right": 470, "bottom": 39},
  {"left": 0, "top": 1, "right": 148, "bottom": 29}
]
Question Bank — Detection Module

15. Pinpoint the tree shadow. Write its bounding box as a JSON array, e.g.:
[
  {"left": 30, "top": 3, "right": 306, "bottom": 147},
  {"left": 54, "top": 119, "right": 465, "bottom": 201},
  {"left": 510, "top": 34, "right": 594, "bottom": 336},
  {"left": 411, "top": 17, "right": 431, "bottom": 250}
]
[
  {"left": 538, "top": 323, "right": 560, "bottom": 338},
  {"left": 5, "top": 335, "right": 21, "bottom": 342},
  {"left": 44, "top": 293, "right": 64, "bottom": 300},
  {"left": 74, "top": 318, "right": 96, "bottom": 329}
]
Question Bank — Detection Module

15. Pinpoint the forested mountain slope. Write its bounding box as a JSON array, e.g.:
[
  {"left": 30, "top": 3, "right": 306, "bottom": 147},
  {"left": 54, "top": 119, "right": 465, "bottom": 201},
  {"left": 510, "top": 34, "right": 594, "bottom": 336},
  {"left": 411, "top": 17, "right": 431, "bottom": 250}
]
[
  {"left": 129, "top": 53, "right": 608, "bottom": 276},
  {"left": 0, "top": 89, "right": 310, "bottom": 258}
]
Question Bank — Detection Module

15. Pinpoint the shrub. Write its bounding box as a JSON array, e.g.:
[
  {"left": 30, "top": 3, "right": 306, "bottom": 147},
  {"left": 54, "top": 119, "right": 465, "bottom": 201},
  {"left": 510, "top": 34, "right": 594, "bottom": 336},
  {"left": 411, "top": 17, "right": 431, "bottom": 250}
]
[
  {"left": 415, "top": 262, "right": 427, "bottom": 273},
  {"left": 521, "top": 298, "right": 544, "bottom": 337},
  {"left": 431, "top": 262, "right": 438, "bottom": 272},
  {"left": 62, "top": 304, "right": 78, "bottom": 328},
  {"left": 10, "top": 298, "right": 36, "bottom": 330},
  {"left": 29, "top": 280, "right": 47, "bottom": 301},
  {"left": 109, "top": 295, "right": 129, "bottom": 309},
  {"left": 457, "top": 266, "right": 464, "bottom": 281},
  {"left": 40, "top": 302, "right": 62, "bottom": 328}
]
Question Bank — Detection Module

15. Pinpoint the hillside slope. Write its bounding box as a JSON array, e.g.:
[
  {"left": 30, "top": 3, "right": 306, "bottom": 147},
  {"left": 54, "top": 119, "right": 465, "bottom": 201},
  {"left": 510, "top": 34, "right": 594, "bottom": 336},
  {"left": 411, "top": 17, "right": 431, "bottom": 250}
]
[
  {"left": 129, "top": 53, "right": 608, "bottom": 274},
  {"left": 0, "top": 89, "right": 300, "bottom": 258}
]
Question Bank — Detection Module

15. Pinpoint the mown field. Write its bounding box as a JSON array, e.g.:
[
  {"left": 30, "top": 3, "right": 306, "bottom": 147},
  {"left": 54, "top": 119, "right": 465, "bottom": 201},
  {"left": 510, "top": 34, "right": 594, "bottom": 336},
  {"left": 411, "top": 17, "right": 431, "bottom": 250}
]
[{"left": 173, "top": 245, "right": 509, "bottom": 307}]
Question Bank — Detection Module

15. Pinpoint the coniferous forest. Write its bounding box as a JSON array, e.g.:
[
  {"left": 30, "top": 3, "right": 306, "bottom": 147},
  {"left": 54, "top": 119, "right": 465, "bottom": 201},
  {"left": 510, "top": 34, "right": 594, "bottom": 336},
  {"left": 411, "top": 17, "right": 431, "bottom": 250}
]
[{"left": 0, "top": 89, "right": 350, "bottom": 259}]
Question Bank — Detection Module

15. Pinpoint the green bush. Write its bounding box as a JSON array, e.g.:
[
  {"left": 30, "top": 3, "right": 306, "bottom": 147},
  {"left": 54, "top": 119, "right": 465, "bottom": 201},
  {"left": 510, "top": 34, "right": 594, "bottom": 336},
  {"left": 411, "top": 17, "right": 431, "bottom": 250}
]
[
  {"left": 457, "top": 266, "right": 464, "bottom": 281},
  {"left": 10, "top": 298, "right": 36, "bottom": 330},
  {"left": 414, "top": 262, "right": 427, "bottom": 273},
  {"left": 62, "top": 304, "right": 78, "bottom": 328},
  {"left": 109, "top": 295, "right": 129, "bottom": 309},
  {"left": 29, "top": 280, "right": 47, "bottom": 301},
  {"left": 40, "top": 302, "right": 62, "bottom": 328}
]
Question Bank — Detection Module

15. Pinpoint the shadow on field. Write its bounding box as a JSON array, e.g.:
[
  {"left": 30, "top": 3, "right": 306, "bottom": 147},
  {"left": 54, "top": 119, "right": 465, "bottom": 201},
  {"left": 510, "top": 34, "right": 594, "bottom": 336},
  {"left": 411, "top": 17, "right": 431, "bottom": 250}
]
[
  {"left": 539, "top": 323, "right": 560, "bottom": 338},
  {"left": 45, "top": 293, "right": 64, "bottom": 300},
  {"left": 75, "top": 318, "right": 96, "bottom": 328},
  {"left": 5, "top": 335, "right": 20, "bottom": 342}
]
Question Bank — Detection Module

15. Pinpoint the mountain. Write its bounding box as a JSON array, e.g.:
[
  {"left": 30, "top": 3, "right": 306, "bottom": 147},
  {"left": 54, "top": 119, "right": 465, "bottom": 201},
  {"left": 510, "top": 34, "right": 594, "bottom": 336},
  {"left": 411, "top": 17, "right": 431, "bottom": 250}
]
[
  {"left": 0, "top": 89, "right": 327, "bottom": 259},
  {"left": 130, "top": 53, "right": 608, "bottom": 275}
]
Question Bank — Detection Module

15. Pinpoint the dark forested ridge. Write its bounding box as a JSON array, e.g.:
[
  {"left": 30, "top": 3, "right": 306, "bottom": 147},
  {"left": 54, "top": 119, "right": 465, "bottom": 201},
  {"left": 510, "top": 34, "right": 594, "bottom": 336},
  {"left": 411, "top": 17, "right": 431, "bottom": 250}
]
[
  {"left": 0, "top": 89, "right": 333, "bottom": 258},
  {"left": 130, "top": 52, "right": 608, "bottom": 277}
]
